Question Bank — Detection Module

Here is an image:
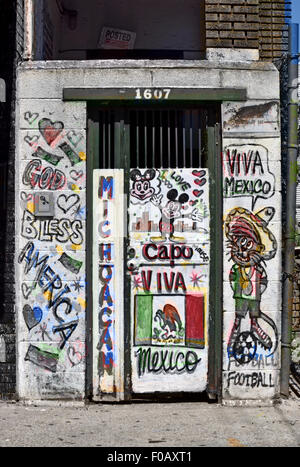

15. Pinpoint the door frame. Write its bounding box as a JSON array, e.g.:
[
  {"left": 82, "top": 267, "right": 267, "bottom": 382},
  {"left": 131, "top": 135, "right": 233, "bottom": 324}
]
[{"left": 86, "top": 99, "right": 223, "bottom": 401}]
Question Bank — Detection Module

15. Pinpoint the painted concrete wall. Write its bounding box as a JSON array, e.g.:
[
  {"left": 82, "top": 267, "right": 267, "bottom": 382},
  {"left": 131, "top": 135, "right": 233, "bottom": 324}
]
[
  {"left": 16, "top": 88, "right": 87, "bottom": 399},
  {"left": 222, "top": 103, "right": 282, "bottom": 401},
  {"left": 15, "top": 60, "right": 281, "bottom": 401}
]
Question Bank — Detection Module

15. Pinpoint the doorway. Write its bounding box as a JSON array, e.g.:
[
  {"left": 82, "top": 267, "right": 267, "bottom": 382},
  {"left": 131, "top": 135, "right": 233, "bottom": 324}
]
[{"left": 88, "top": 103, "right": 222, "bottom": 400}]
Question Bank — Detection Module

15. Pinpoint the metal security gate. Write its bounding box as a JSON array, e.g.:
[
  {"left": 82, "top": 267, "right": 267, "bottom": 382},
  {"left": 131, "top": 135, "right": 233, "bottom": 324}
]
[
  {"left": 88, "top": 103, "right": 222, "bottom": 400},
  {"left": 97, "top": 108, "right": 208, "bottom": 169}
]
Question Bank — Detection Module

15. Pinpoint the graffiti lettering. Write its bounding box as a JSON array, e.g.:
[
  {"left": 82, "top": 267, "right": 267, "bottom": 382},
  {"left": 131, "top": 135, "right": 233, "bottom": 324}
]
[
  {"left": 170, "top": 171, "right": 191, "bottom": 191},
  {"left": 20, "top": 110, "right": 87, "bottom": 381},
  {"left": 142, "top": 243, "right": 193, "bottom": 265},
  {"left": 227, "top": 350, "right": 277, "bottom": 370},
  {"left": 99, "top": 243, "right": 112, "bottom": 262},
  {"left": 224, "top": 177, "right": 272, "bottom": 197},
  {"left": 129, "top": 169, "right": 209, "bottom": 391},
  {"left": 139, "top": 270, "right": 187, "bottom": 293},
  {"left": 52, "top": 320, "right": 79, "bottom": 350},
  {"left": 225, "top": 149, "right": 264, "bottom": 176},
  {"left": 99, "top": 176, "right": 114, "bottom": 200},
  {"left": 226, "top": 371, "right": 275, "bottom": 389},
  {"left": 98, "top": 265, "right": 114, "bottom": 376},
  {"left": 195, "top": 247, "right": 209, "bottom": 263},
  {"left": 136, "top": 347, "right": 201, "bottom": 376},
  {"left": 223, "top": 145, "right": 275, "bottom": 210},
  {"left": 21, "top": 210, "right": 84, "bottom": 244},
  {"left": 18, "top": 242, "right": 49, "bottom": 298},
  {"left": 22, "top": 159, "right": 67, "bottom": 190},
  {"left": 19, "top": 242, "right": 73, "bottom": 324}
]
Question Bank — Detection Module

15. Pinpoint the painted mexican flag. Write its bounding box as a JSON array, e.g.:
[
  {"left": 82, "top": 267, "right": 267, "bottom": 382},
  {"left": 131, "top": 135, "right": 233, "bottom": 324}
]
[{"left": 134, "top": 294, "right": 205, "bottom": 348}]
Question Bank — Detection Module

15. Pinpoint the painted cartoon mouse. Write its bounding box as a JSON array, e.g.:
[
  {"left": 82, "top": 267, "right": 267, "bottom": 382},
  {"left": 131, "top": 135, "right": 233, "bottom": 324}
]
[
  {"left": 150, "top": 188, "right": 203, "bottom": 243},
  {"left": 130, "top": 169, "right": 156, "bottom": 202}
]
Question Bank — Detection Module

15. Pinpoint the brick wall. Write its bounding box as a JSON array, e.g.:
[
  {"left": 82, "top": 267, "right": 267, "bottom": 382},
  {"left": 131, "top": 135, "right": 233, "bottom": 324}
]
[
  {"left": 205, "top": 0, "right": 291, "bottom": 60},
  {"left": 259, "top": 1, "right": 291, "bottom": 60},
  {"left": 0, "top": 0, "right": 23, "bottom": 400}
]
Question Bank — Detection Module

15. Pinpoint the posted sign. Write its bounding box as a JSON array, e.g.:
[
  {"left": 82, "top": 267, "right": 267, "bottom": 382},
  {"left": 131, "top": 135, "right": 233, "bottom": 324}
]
[{"left": 98, "top": 27, "right": 136, "bottom": 49}]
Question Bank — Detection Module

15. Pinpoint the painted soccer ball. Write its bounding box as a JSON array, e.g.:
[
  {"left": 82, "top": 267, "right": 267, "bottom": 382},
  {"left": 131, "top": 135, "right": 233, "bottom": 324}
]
[{"left": 232, "top": 331, "right": 257, "bottom": 364}]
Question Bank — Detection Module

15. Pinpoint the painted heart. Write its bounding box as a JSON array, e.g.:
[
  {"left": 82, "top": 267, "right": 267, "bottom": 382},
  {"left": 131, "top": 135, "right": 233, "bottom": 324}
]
[
  {"left": 21, "top": 283, "right": 34, "bottom": 299},
  {"left": 194, "top": 177, "right": 207, "bottom": 187},
  {"left": 67, "top": 131, "right": 84, "bottom": 148},
  {"left": 57, "top": 194, "right": 80, "bottom": 213},
  {"left": 20, "top": 192, "right": 33, "bottom": 202},
  {"left": 22, "top": 304, "right": 43, "bottom": 331},
  {"left": 193, "top": 189, "right": 204, "bottom": 198},
  {"left": 24, "top": 135, "right": 40, "bottom": 147},
  {"left": 24, "top": 112, "right": 39, "bottom": 125},
  {"left": 67, "top": 345, "right": 83, "bottom": 367},
  {"left": 39, "top": 118, "right": 64, "bottom": 146},
  {"left": 70, "top": 170, "right": 84, "bottom": 181},
  {"left": 192, "top": 170, "right": 206, "bottom": 178},
  {"left": 189, "top": 200, "right": 198, "bottom": 207}
]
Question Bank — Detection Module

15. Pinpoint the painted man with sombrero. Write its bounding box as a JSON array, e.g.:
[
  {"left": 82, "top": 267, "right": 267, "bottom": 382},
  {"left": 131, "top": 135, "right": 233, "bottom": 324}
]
[{"left": 225, "top": 206, "right": 278, "bottom": 353}]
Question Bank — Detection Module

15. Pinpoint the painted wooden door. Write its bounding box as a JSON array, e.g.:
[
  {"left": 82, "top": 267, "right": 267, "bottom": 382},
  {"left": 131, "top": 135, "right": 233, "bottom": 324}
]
[
  {"left": 128, "top": 168, "right": 210, "bottom": 393},
  {"left": 90, "top": 106, "right": 220, "bottom": 399}
]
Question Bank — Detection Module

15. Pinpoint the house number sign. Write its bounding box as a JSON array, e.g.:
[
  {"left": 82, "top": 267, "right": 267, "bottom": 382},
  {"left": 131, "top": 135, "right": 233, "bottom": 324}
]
[{"left": 135, "top": 88, "right": 171, "bottom": 100}]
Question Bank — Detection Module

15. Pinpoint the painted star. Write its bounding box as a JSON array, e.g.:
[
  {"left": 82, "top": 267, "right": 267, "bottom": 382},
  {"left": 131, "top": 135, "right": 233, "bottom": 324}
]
[
  {"left": 190, "top": 272, "right": 204, "bottom": 288},
  {"left": 71, "top": 277, "right": 84, "bottom": 292},
  {"left": 132, "top": 275, "right": 143, "bottom": 290},
  {"left": 72, "top": 204, "right": 86, "bottom": 220}
]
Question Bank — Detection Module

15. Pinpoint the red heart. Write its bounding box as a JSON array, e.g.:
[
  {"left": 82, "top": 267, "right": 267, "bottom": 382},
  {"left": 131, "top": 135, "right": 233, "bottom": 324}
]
[
  {"left": 189, "top": 200, "right": 198, "bottom": 206},
  {"left": 192, "top": 170, "right": 206, "bottom": 178},
  {"left": 194, "top": 178, "right": 207, "bottom": 187},
  {"left": 193, "top": 190, "right": 203, "bottom": 198},
  {"left": 43, "top": 126, "right": 63, "bottom": 146},
  {"left": 39, "top": 118, "right": 64, "bottom": 146}
]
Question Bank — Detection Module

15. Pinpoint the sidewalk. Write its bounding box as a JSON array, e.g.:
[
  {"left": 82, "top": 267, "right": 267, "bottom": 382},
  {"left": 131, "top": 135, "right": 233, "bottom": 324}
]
[{"left": 0, "top": 396, "right": 299, "bottom": 447}]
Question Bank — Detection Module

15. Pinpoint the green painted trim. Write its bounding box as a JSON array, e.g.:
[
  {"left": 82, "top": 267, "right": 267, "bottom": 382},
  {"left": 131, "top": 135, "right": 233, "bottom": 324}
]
[
  {"left": 86, "top": 107, "right": 100, "bottom": 399},
  {"left": 207, "top": 119, "right": 223, "bottom": 401},
  {"left": 63, "top": 87, "right": 247, "bottom": 102}
]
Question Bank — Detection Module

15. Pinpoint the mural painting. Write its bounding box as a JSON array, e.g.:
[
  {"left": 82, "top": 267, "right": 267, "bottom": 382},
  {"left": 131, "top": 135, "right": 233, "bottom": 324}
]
[
  {"left": 93, "top": 170, "right": 124, "bottom": 397},
  {"left": 18, "top": 110, "right": 86, "bottom": 396},
  {"left": 129, "top": 169, "right": 210, "bottom": 393},
  {"left": 223, "top": 144, "right": 280, "bottom": 397},
  {"left": 97, "top": 176, "right": 115, "bottom": 381},
  {"left": 225, "top": 206, "right": 278, "bottom": 364}
]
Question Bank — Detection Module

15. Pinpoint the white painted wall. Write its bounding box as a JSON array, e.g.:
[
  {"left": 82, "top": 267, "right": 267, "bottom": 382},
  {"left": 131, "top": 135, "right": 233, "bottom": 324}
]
[
  {"left": 16, "top": 95, "right": 87, "bottom": 400},
  {"left": 222, "top": 106, "right": 282, "bottom": 400}
]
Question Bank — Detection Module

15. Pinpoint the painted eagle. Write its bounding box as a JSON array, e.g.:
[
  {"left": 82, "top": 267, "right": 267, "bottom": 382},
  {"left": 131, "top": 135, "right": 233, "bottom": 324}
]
[{"left": 155, "top": 304, "right": 183, "bottom": 339}]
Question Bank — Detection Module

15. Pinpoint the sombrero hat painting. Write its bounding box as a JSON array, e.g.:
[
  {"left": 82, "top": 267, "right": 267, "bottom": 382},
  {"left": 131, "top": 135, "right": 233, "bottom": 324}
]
[{"left": 224, "top": 207, "right": 277, "bottom": 261}]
